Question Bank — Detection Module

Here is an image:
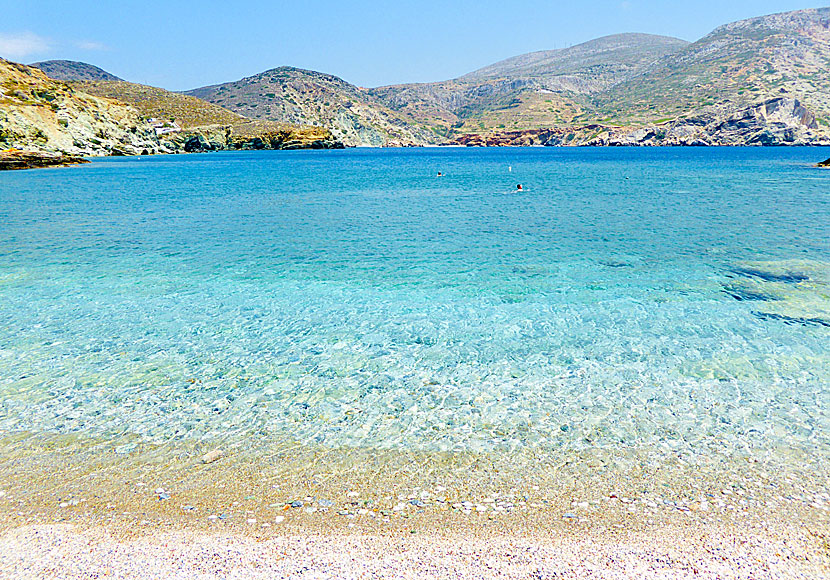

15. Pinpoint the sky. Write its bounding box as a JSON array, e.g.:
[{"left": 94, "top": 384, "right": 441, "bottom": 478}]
[{"left": 2, "top": 1, "right": 828, "bottom": 91}]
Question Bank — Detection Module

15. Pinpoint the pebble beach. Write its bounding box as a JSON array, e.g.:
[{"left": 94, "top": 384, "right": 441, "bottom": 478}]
[{"left": 0, "top": 433, "right": 828, "bottom": 578}]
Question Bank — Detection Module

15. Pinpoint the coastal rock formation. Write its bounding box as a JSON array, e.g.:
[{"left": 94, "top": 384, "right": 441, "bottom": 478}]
[
  {"left": 450, "top": 129, "right": 555, "bottom": 147},
  {"left": 575, "top": 98, "right": 828, "bottom": 146},
  {"left": 0, "top": 149, "right": 89, "bottom": 170},
  {"left": 818, "top": 157, "right": 830, "bottom": 167},
  {"left": 449, "top": 98, "right": 828, "bottom": 146},
  {"left": 0, "top": 58, "right": 163, "bottom": 156}
]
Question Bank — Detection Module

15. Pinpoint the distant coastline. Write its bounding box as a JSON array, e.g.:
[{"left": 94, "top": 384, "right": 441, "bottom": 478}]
[{"left": 3, "top": 8, "right": 830, "bottom": 158}]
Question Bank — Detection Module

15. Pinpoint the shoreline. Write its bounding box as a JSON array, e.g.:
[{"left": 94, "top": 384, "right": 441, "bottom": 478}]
[{"left": 1, "top": 433, "right": 828, "bottom": 577}]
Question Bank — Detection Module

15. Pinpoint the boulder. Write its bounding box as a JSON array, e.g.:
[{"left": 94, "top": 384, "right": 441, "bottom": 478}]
[
  {"left": 183, "top": 135, "right": 214, "bottom": 152},
  {"left": 818, "top": 157, "right": 830, "bottom": 167}
]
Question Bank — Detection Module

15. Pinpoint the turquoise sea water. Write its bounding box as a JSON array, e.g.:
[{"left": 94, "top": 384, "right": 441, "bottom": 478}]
[{"left": 0, "top": 148, "right": 828, "bottom": 465}]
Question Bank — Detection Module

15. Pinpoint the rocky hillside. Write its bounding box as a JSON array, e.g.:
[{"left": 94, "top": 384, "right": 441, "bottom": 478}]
[
  {"left": 596, "top": 7, "right": 830, "bottom": 128},
  {"left": 2, "top": 60, "right": 344, "bottom": 158},
  {"left": 186, "top": 67, "right": 440, "bottom": 146},
  {"left": 30, "top": 60, "right": 122, "bottom": 82},
  {"left": 0, "top": 58, "right": 162, "bottom": 156},
  {"left": 462, "top": 33, "right": 689, "bottom": 87},
  {"left": 70, "top": 79, "right": 250, "bottom": 129},
  {"left": 7, "top": 7, "right": 830, "bottom": 150}
]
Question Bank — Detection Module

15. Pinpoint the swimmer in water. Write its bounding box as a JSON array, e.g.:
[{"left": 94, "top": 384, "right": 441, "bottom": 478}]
[
  {"left": 516, "top": 184, "right": 523, "bottom": 191},
  {"left": 437, "top": 172, "right": 443, "bottom": 177}
]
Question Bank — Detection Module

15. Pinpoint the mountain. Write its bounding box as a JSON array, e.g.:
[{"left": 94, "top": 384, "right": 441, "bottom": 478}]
[
  {"left": 30, "top": 60, "right": 123, "bottom": 82},
  {"left": 185, "top": 67, "right": 440, "bottom": 146},
  {"left": 596, "top": 7, "right": 830, "bottom": 127},
  {"left": 460, "top": 33, "right": 689, "bottom": 88},
  {"left": 7, "top": 7, "right": 830, "bottom": 152}
]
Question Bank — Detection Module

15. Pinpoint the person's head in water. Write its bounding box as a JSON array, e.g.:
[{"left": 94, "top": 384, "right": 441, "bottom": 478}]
[
  {"left": 517, "top": 184, "right": 523, "bottom": 190},
  {"left": 437, "top": 172, "right": 443, "bottom": 177}
]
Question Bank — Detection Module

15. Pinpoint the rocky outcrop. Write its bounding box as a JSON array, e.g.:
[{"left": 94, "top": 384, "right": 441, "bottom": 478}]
[
  {"left": 449, "top": 129, "right": 555, "bottom": 147},
  {"left": 163, "top": 123, "right": 344, "bottom": 153},
  {"left": 0, "top": 149, "right": 89, "bottom": 170},
  {"left": 579, "top": 98, "right": 828, "bottom": 146},
  {"left": 818, "top": 157, "right": 830, "bottom": 167}
]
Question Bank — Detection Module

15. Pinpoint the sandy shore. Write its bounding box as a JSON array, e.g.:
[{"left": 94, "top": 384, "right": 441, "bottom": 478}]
[
  {"left": 1, "top": 433, "right": 828, "bottom": 578},
  {"left": 1, "top": 522, "right": 828, "bottom": 579}
]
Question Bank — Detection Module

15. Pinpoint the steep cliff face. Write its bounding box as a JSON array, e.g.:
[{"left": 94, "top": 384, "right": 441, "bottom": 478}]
[{"left": 0, "top": 58, "right": 163, "bottom": 156}]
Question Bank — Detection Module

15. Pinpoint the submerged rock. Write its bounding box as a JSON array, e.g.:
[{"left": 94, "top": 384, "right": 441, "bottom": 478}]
[{"left": 199, "top": 449, "right": 224, "bottom": 464}]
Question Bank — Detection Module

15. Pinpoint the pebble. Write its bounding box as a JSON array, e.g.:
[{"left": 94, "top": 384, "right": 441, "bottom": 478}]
[
  {"left": 0, "top": 491, "right": 5, "bottom": 498},
  {"left": 318, "top": 499, "right": 334, "bottom": 507},
  {"left": 246, "top": 518, "right": 256, "bottom": 524},
  {"left": 182, "top": 505, "right": 195, "bottom": 511},
  {"left": 409, "top": 499, "right": 425, "bottom": 507},
  {"left": 207, "top": 515, "right": 218, "bottom": 520},
  {"left": 290, "top": 501, "right": 303, "bottom": 508},
  {"left": 274, "top": 516, "right": 285, "bottom": 524},
  {"left": 200, "top": 449, "right": 224, "bottom": 464},
  {"left": 157, "top": 492, "right": 170, "bottom": 501}
]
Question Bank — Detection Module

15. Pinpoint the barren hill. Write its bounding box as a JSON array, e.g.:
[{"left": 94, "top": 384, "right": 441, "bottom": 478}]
[{"left": 30, "top": 60, "right": 122, "bottom": 82}]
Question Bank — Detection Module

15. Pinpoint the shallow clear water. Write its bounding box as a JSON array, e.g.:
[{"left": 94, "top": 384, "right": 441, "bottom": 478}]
[{"left": 0, "top": 148, "right": 828, "bottom": 462}]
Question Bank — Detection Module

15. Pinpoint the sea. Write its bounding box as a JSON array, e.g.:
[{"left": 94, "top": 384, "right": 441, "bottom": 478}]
[{"left": 1, "top": 147, "right": 829, "bottom": 481}]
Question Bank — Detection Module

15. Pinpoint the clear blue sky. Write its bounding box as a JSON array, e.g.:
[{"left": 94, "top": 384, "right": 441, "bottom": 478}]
[{"left": 3, "top": 1, "right": 827, "bottom": 90}]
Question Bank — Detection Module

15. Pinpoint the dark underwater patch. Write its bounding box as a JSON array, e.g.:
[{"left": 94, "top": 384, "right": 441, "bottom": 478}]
[
  {"left": 729, "top": 267, "right": 809, "bottom": 284},
  {"left": 722, "top": 284, "right": 780, "bottom": 302},
  {"left": 752, "top": 311, "right": 830, "bottom": 327}
]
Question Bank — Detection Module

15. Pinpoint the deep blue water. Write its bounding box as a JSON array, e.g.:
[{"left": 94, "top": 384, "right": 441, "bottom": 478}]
[{"left": 0, "top": 147, "right": 828, "bottom": 461}]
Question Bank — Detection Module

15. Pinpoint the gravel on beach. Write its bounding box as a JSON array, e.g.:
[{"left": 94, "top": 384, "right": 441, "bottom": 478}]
[{"left": 1, "top": 523, "right": 828, "bottom": 579}]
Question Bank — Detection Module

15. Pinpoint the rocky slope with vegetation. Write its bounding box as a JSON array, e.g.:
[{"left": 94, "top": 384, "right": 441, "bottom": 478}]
[
  {"left": 184, "top": 8, "right": 830, "bottom": 146},
  {"left": 0, "top": 59, "right": 343, "bottom": 161},
  {"left": 0, "top": 57, "right": 163, "bottom": 156},
  {"left": 368, "top": 33, "right": 690, "bottom": 137},
  {"left": 67, "top": 79, "right": 343, "bottom": 150},
  {"left": 186, "top": 67, "right": 438, "bottom": 146}
]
